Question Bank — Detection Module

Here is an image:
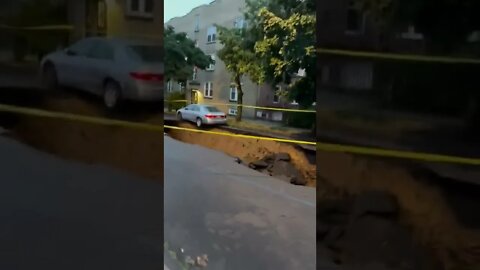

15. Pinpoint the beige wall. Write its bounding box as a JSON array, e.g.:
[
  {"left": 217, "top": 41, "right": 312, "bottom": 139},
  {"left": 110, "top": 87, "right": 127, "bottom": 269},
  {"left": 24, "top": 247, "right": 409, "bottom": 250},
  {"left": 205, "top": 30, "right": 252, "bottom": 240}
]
[
  {"left": 69, "top": 0, "right": 162, "bottom": 42},
  {"left": 106, "top": 0, "right": 163, "bottom": 41},
  {"left": 166, "top": 0, "right": 272, "bottom": 119}
]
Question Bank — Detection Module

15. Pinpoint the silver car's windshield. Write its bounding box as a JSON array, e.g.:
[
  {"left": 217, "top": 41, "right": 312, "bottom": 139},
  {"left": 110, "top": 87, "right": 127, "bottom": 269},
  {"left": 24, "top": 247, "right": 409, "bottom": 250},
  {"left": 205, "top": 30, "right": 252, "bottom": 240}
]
[{"left": 127, "top": 45, "right": 163, "bottom": 63}]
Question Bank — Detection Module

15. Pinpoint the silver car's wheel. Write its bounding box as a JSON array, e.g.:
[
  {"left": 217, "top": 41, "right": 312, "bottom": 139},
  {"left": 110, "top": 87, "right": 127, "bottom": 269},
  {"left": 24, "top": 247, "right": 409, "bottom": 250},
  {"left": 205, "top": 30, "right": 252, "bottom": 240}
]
[
  {"left": 196, "top": 117, "right": 202, "bottom": 128},
  {"left": 177, "top": 112, "right": 183, "bottom": 121},
  {"left": 103, "top": 81, "right": 122, "bottom": 110}
]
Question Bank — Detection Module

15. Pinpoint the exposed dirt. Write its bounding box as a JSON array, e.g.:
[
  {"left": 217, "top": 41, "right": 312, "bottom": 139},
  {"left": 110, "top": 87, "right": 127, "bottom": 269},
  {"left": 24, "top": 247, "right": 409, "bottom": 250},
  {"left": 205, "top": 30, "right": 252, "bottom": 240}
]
[
  {"left": 317, "top": 151, "right": 480, "bottom": 269},
  {"left": 0, "top": 90, "right": 314, "bottom": 188},
  {"left": 167, "top": 122, "right": 317, "bottom": 187},
  {"left": 0, "top": 90, "right": 164, "bottom": 183},
  {"left": 10, "top": 116, "right": 164, "bottom": 182}
]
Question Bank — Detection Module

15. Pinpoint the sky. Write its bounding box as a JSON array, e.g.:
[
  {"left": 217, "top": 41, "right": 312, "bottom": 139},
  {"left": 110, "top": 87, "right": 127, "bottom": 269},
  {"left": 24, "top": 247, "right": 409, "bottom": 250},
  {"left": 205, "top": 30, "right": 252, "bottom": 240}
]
[{"left": 164, "top": 0, "right": 213, "bottom": 22}]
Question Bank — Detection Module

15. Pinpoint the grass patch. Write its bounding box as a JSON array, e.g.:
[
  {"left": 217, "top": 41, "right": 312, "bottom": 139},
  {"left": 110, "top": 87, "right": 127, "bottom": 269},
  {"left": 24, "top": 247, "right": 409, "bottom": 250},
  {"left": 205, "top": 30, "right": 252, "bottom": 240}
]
[{"left": 226, "top": 118, "right": 304, "bottom": 137}]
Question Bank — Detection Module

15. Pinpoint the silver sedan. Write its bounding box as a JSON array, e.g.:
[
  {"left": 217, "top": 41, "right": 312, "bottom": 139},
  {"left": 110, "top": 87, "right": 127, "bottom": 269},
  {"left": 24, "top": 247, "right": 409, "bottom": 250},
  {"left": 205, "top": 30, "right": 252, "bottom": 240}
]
[
  {"left": 177, "top": 104, "right": 227, "bottom": 128},
  {"left": 40, "top": 37, "right": 164, "bottom": 110}
]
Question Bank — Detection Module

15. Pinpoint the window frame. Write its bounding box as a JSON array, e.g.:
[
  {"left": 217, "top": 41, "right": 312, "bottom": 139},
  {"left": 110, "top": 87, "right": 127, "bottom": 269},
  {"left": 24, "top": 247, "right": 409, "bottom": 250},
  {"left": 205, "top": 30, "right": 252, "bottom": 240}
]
[
  {"left": 204, "top": 81, "right": 213, "bottom": 98},
  {"left": 192, "top": 67, "right": 198, "bottom": 80},
  {"left": 228, "top": 108, "right": 237, "bottom": 116},
  {"left": 194, "top": 14, "right": 200, "bottom": 32},
  {"left": 229, "top": 86, "right": 238, "bottom": 102},
  {"left": 126, "top": 0, "right": 154, "bottom": 19},
  {"left": 345, "top": 0, "right": 366, "bottom": 35},
  {"left": 206, "top": 54, "right": 215, "bottom": 71},
  {"left": 233, "top": 17, "right": 245, "bottom": 29},
  {"left": 206, "top": 25, "right": 217, "bottom": 43}
]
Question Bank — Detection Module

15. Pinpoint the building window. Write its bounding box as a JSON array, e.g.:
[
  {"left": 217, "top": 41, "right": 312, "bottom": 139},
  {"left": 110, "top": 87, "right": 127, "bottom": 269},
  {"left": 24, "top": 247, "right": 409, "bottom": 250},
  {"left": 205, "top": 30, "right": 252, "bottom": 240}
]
[
  {"left": 194, "top": 14, "right": 200, "bottom": 32},
  {"left": 400, "top": 25, "right": 424, "bottom": 40},
  {"left": 233, "top": 17, "right": 245, "bottom": 29},
  {"left": 97, "top": 1, "right": 106, "bottom": 29},
  {"left": 229, "top": 86, "right": 238, "bottom": 101},
  {"left": 127, "top": 0, "right": 154, "bottom": 18},
  {"left": 206, "top": 54, "right": 215, "bottom": 71},
  {"left": 192, "top": 67, "right": 198, "bottom": 80},
  {"left": 207, "top": 26, "right": 217, "bottom": 43},
  {"left": 346, "top": 0, "right": 365, "bottom": 34},
  {"left": 228, "top": 108, "right": 237, "bottom": 116},
  {"left": 204, "top": 82, "right": 213, "bottom": 98}
]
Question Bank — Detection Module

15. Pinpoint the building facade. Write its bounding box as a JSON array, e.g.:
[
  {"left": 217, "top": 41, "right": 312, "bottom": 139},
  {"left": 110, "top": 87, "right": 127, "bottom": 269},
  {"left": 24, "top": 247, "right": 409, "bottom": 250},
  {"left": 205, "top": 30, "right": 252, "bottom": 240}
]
[
  {"left": 68, "top": 0, "right": 163, "bottom": 43},
  {"left": 165, "top": 0, "right": 292, "bottom": 120},
  {"left": 317, "top": 0, "right": 426, "bottom": 93}
]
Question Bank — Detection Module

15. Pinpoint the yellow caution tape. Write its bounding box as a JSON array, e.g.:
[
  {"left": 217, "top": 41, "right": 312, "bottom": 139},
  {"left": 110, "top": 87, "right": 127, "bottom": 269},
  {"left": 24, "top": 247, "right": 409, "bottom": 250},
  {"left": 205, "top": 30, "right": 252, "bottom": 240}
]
[
  {"left": 0, "top": 24, "right": 74, "bottom": 31},
  {"left": 164, "top": 125, "right": 316, "bottom": 145},
  {"left": 165, "top": 100, "right": 188, "bottom": 103},
  {"left": 165, "top": 100, "right": 316, "bottom": 113},
  {"left": 317, "top": 141, "right": 480, "bottom": 166},
  {"left": 317, "top": 48, "right": 480, "bottom": 64},
  {"left": 0, "top": 104, "right": 164, "bottom": 132},
  {"left": 1, "top": 103, "right": 480, "bottom": 165},
  {"left": 0, "top": 103, "right": 314, "bottom": 145},
  {"left": 0, "top": 24, "right": 162, "bottom": 40}
]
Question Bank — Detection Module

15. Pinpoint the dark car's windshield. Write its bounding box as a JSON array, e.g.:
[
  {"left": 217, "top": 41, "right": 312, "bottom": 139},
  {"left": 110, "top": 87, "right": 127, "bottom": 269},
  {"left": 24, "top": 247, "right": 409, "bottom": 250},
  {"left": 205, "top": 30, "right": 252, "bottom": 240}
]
[
  {"left": 203, "top": 106, "right": 221, "bottom": 112},
  {"left": 127, "top": 45, "right": 163, "bottom": 63}
]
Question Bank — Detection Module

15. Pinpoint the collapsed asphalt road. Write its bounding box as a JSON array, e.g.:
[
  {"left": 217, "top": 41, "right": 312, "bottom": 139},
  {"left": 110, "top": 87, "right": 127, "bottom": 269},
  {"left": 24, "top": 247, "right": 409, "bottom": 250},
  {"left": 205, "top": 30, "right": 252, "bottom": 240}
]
[
  {"left": 0, "top": 135, "right": 163, "bottom": 270},
  {"left": 164, "top": 135, "right": 317, "bottom": 270}
]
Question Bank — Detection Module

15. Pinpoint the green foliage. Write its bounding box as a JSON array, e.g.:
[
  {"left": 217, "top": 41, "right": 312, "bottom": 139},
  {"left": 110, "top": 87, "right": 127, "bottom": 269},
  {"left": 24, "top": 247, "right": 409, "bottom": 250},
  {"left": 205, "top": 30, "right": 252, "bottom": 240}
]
[
  {"left": 245, "top": 0, "right": 316, "bottom": 108},
  {"left": 166, "top": 91, "right": 187, "bottom": 112},
  {"left": 217, "top": 26, "right": 265, "bottom": 85},
  {"left": 254, "top": 7, "right": 316, "bottom": 78},
  {"left": 217, "top": 25, "right": 265, "bottom": 121},
  {"left": 164, "top": 26, "right": 213, "bottom": 84},
  {"left": 284, "top": 111, "right": 316, "bottom": 129}
]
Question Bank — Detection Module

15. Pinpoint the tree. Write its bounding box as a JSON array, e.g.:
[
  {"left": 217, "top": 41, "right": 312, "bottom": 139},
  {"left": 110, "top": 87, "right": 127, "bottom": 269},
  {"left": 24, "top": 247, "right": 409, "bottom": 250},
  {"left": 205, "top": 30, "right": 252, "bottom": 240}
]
[
  {"left": 252, "top": 5, "right": 316, "bottom": 108},
  {"left": 217, "top": 26, "right": 265, "bottom": 122},
  {"left": 244, "top": 0, "right": 315, "bottom": 82},
  {"left": 164, "top": 26, "right": 213, "bottom": 86}
]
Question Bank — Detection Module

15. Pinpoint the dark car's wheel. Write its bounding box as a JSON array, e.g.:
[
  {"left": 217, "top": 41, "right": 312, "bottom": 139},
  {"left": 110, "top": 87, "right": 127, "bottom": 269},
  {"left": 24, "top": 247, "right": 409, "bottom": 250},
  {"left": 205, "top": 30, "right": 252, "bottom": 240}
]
[
  {"left": 177, "top": 112, "right": 183, "bottom": 121},
  {"left": 103, "top": 80, "right": 122, "bottom": 110},
  {"left": 196, "top": 117, "right": 203, "bottom": 128},
  {"left": 42, "top": 63, "right": 58, "bottom": 91}
]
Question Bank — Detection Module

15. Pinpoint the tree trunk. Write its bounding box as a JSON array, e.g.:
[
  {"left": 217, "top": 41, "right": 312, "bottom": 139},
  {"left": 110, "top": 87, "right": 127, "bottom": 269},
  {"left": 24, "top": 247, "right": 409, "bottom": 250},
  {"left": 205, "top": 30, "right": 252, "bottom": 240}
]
[{"left": 235, "top": 75, "right": 243, "bottom": 122}]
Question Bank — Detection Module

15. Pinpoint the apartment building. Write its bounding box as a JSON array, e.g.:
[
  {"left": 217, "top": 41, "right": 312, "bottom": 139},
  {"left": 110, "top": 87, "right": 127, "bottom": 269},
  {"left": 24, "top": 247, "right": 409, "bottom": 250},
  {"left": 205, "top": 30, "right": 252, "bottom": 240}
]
[
  {"left": 68, "top": 0, "right": 163, "bottom": 42},
  {"left": 165, "top": 0, "right": 289, "bottom": 120},
  {"left": 317, "top": 0, "right": 426, "bottom": 93}
]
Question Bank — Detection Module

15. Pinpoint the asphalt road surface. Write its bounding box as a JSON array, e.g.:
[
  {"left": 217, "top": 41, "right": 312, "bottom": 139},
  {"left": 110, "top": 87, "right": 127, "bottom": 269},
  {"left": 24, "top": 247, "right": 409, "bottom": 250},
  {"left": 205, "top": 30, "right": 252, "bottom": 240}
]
[
  {"left": 0, "top": 135, "right": 163, "bottom": 269},
  {"left": 164, "top": 135, "right": 317, "bottom": 270}
]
